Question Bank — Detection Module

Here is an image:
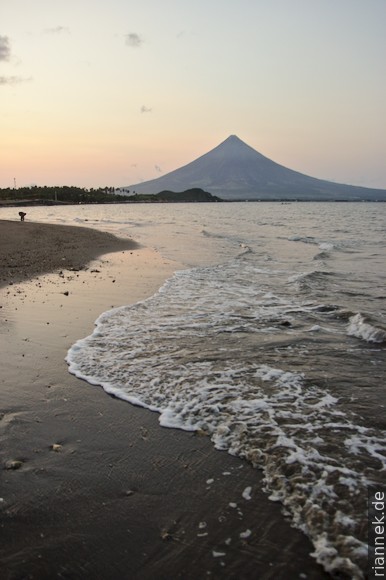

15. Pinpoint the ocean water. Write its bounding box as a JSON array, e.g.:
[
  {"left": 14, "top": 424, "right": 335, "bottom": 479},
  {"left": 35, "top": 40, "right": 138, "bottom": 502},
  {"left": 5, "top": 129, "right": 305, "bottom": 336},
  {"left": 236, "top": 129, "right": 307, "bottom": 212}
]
[{"left": 3, "top": 202, "right": 385, "bottom": 577}]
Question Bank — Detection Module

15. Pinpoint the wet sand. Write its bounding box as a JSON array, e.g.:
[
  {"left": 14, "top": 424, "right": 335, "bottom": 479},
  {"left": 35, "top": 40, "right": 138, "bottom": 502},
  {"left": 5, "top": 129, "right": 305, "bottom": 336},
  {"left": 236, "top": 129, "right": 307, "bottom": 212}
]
[{"left": 0, "top": 219, "right": 330, "bottom": 579}]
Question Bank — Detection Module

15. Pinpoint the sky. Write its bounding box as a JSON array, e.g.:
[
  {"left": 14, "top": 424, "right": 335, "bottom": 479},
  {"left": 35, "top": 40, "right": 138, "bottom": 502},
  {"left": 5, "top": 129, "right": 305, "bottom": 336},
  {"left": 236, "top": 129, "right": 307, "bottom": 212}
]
[{"left": 1, "top": 0, "right": 385, "bottom": 189}]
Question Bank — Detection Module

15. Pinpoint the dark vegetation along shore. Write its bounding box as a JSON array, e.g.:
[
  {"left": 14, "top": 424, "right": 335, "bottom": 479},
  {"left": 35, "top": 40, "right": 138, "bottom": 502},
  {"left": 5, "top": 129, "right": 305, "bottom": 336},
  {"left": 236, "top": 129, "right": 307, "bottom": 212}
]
[
  {"left": 0, "top": 186, "right": 129, "bottom": 205},
  {"left": 0, "top": 219, "right": 331, "bottom": 579},
  {"left": 0, "top": 186, "right": 221, "bottom": 205},
  {"left": 3, "top": 185, "right": 384, "bottom": 206}
]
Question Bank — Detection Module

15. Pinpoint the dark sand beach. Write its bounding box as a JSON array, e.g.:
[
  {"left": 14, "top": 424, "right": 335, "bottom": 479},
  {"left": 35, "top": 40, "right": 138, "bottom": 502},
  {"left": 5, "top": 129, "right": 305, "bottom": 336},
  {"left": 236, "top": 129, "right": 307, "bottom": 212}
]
[{"left": 0, "top": 219, "right": 330, "bottom": 579}]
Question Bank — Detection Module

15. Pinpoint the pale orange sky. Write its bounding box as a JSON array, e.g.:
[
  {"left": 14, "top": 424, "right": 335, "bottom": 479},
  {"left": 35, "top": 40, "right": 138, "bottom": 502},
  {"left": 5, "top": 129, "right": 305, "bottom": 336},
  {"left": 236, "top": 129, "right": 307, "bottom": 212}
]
[{"left": 1, "top": 0, "right": 385, "bottom": 189}]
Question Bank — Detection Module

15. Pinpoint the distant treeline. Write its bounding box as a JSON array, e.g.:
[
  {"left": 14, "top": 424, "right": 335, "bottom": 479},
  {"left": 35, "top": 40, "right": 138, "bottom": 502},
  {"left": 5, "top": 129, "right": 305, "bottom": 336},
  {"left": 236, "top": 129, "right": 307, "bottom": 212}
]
[
  {"left": 0, "top": 186, "right": 131, "bottom": 204},
  {"left": 0, "top": 186, "right": 222, "bottom": 205}
]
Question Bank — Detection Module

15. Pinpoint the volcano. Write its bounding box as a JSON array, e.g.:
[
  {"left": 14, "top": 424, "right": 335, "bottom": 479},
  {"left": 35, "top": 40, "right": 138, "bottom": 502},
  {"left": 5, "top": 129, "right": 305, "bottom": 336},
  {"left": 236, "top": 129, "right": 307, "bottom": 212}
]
[{"left": 125, "top": 135, "right": 386, "bottom": 201}]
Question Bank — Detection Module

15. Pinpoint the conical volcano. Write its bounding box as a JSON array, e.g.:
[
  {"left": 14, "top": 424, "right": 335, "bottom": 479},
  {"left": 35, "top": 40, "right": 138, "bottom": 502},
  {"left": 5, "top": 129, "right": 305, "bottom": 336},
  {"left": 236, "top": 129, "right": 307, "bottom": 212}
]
[{"left": 125, "top": 135, "right": 386, "bottom": 201}]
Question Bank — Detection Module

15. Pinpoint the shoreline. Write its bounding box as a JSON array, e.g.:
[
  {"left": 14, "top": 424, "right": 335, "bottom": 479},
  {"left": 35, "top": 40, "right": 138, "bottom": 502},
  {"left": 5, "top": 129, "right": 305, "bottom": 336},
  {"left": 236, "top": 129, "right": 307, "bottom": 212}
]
[
  {"left": 0, "top": 219, "right": 138, "bottom": 287},
  {"left": 0, "top": 219, "right": 329, "bottom": 579}
]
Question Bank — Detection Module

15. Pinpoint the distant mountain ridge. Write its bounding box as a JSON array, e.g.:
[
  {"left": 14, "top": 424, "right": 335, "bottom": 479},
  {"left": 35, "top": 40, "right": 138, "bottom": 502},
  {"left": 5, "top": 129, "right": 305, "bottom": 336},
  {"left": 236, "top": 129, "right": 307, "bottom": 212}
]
[{"left": 125, "top": 135, "right": 386, "bottom": 201}]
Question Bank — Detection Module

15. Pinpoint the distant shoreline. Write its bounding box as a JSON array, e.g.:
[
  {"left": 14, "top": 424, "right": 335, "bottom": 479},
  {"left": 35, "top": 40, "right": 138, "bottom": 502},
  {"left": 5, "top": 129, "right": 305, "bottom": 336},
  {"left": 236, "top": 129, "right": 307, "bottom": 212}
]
[
  {"left": 2, "top": 182, "right": 386, "bottom": 205},
  {"left": 1, "top": 198, "right": 385, "bottom": 208}
]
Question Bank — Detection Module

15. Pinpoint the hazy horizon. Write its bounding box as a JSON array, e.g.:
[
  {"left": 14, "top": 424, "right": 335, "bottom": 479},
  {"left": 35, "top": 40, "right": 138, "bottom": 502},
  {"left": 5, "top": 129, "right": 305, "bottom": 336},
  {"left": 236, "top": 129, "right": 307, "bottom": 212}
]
[{"left": 1, "top": 1, "right": 385, "bottom": 189}]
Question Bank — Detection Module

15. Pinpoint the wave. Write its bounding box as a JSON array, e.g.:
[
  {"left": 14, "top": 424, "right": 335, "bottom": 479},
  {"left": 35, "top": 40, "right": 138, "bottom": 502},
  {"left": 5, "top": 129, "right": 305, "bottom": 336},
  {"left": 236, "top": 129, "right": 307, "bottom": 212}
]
[
  {"left": 202, "top": 229, "right": 253, "bottom": 256},
  {"left": 313, "top": 251, "right": 329, "bottom": 261},
  {"left": 313, "top": 242, "right": 335, "bottom": 261},
  {"left": 288, "top": 235, "right": 318, "bottom": 244},
  {"left": 67, "top": 327, "right": 383, "bottom": 578},
  {"left": 288, "top": 236, "right": 335, "bottom": 248},
  {"left": 287, "top": 269, "right": 334, "bottom": 292},
  {"left": 318, "top": 242, "right": 335, "bottom": 251},
  {"left": 66, "top": 263, "right": 386, "bottom": 578},
  {"left": 347, "top": 313, "right": 386, "bottom": 344}
]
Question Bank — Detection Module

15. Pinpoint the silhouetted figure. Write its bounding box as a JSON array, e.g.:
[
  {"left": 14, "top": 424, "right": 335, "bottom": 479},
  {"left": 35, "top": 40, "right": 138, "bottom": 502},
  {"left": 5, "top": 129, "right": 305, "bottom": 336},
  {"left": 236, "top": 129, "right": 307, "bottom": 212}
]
[{"left": 19, "top": 212, "right": 26, "bottom": 221}]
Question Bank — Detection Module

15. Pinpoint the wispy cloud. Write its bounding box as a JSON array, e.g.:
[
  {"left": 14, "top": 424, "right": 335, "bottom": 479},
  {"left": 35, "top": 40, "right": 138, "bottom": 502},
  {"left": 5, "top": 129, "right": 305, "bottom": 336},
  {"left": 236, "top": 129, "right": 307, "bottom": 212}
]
[
  {"left": 0, "top": 36, "right": 11, "bottom": 61},
  {"left": 140, "top": 105, "right": 152, "bottom": 113},
  {"left": 0, "top": 76, "right": 32, "bottom": 86},
  {"left": 43, "top": 26, "right": 70, "bottom": 35},
  {"left": 125, "top": 33, "right": 143, "bottom": 48}
]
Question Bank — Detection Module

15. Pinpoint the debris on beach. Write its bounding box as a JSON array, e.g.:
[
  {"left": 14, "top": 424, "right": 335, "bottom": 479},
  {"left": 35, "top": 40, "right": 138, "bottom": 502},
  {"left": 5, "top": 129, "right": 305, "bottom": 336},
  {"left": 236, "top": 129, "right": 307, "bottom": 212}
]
[
  {"left": 242, "top": 486, "right": 252, "bottom": 500},
  {"left": 212, "top": 550, "right": 226, "bottom": 558},
  {"left": 4, "top": 459, "right": 23, "bottom": 470},
  {"left": 160, "top": 529, "right": 173, "bottom": 541},
  {"left": 50, "top": 443, "right": 63, "bottom": 452}
]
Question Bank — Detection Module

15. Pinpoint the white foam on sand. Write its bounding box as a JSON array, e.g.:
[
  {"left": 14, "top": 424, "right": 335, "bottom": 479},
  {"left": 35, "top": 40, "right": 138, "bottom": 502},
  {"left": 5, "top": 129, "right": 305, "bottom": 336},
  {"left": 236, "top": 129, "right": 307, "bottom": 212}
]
[{"left": 66, "top": 262, "right": 385, "bottom": 578}]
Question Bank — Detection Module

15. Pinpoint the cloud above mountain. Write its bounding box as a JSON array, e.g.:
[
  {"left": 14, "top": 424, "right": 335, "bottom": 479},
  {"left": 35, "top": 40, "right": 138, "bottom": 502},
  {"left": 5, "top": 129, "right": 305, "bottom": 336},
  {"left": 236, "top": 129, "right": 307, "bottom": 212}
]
[
  {"left": 43, "top": 26, "right": 70, "bottom": 35},
  {"left": 125, "top": 33, "right": 143, "bottom": 48},
  {"left": 0, "top": 75, "right": 31, "bottom": 86},
  {"left": 0, "top": 36, "right": 11, "bottom": 61}
]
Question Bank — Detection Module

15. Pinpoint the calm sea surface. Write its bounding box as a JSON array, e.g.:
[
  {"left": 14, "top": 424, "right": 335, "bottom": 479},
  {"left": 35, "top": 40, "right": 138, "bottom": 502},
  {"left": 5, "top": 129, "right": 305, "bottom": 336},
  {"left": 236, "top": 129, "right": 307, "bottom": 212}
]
[{"left": 3, "top": 202, "right": 386, "bottom": 577}]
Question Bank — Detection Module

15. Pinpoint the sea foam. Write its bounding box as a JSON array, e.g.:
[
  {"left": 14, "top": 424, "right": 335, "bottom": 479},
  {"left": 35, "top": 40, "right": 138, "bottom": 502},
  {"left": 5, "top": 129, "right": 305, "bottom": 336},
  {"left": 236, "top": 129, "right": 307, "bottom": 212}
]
[
  {"left": 347, "top": 313, "right": 386, "bottom": 344},
  {"left": 67, "top": 261, "right": 386, "bottom": 579}
]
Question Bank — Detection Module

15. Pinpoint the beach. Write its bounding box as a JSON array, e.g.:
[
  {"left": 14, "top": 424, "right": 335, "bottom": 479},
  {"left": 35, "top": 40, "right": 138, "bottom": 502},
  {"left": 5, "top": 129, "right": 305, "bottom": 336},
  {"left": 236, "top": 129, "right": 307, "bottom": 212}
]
[{"left": 1, "top": 218, "right": 333, "bottom": 579}]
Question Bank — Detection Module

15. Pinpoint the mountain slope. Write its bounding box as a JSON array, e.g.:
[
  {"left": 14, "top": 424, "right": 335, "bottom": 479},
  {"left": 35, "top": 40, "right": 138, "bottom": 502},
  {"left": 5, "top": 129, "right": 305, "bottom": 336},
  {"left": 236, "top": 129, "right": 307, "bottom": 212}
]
[{"left": 125, "top": 135, "right": 386, "bottom": 201}]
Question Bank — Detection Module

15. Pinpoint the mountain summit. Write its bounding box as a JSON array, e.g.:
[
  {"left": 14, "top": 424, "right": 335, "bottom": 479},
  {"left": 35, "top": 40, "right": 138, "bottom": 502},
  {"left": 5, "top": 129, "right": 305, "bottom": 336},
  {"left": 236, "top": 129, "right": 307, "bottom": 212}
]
[{"left": 125, "top": 135, "right": 386, "bottom": 201}]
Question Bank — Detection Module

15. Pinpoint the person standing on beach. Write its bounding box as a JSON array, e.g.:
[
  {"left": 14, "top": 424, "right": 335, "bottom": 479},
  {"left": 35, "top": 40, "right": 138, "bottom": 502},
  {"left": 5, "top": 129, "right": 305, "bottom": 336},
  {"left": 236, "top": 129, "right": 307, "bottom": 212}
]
[{"left": 18, "top": 212, "right": 26, "bottom": 221}]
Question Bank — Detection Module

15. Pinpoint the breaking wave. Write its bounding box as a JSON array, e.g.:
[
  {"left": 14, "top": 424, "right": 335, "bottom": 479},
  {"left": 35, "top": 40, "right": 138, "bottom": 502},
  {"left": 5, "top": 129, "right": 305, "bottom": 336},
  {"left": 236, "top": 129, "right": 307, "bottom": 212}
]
[
  {"left": 347, "top": 313, "right": 386, "bottom": 344},
  {"left": 67, "top": 259, "right": 386, "bottom": 578}
]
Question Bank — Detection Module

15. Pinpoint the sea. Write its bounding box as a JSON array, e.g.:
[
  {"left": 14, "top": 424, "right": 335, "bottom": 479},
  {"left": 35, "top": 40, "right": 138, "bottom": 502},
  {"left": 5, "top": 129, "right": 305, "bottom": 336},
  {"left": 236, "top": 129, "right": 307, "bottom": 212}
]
[{"left": 3, "top": 201, "right": 386, "bottom": 578}]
